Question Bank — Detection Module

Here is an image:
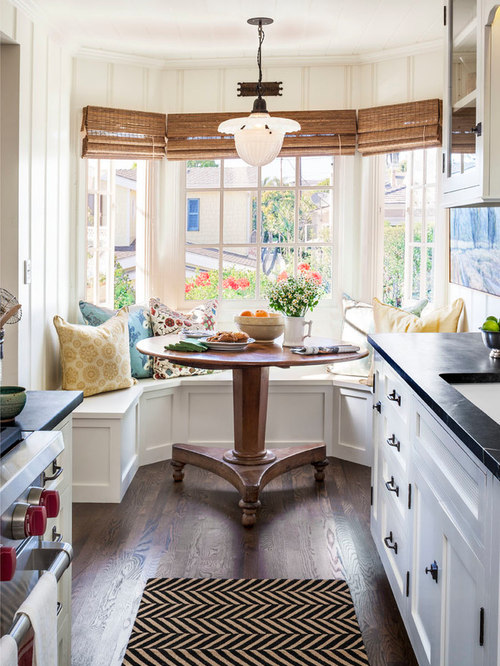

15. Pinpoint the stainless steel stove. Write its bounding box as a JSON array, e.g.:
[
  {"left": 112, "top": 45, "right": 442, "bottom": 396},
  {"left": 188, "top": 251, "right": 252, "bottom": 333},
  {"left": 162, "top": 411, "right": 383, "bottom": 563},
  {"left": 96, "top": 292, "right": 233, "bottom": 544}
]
[{"left": 0, "top": 428, "right": 73, "bottom": 658}]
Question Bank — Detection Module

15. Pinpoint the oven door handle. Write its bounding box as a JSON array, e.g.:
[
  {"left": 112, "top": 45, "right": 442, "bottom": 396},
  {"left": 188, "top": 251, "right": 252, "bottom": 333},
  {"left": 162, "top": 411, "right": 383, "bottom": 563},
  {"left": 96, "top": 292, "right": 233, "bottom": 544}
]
[{"left": 6, "top": 541, "right": 73, "bottom": 647}]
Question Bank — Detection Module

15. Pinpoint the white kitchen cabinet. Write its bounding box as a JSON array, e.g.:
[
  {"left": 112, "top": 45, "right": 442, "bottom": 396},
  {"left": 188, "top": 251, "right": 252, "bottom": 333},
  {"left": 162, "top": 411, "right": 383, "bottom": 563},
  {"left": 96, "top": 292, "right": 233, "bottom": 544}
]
[
  {"left": 371, "top": 352, "right": 496, "bottom": 665},
  {"left": 442, "top": 0, "right": 500, "bottom": 205},
  {"left": 408, "top": 459, "right": 485, "bottom": 666}
]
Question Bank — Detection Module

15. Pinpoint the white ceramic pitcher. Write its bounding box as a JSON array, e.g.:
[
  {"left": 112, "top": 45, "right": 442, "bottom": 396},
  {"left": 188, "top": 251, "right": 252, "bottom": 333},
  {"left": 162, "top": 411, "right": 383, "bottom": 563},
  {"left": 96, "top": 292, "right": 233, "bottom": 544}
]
[{"left": 282, "top": 316, "right": 313, "bottom": 347}]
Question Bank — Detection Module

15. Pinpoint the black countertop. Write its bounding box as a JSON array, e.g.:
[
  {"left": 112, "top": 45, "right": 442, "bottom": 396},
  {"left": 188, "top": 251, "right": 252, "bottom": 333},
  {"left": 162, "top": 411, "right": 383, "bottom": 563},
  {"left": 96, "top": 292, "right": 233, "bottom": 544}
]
[
  {"left": 368, "top": 332, "right": 500, "bottom": 479},
  {"left": 14, "top": 390, "right": 83, "bottom": 432}
]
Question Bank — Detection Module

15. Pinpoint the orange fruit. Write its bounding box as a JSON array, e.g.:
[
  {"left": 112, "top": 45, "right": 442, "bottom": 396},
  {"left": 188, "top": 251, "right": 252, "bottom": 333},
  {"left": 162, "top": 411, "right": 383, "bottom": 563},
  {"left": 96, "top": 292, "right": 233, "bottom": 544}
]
[
  {"left": 240, "top": 310, "right": 253, "bottom": 316},
  {"left": 255, "top": 310, "right": 269, "bottom": 317}
]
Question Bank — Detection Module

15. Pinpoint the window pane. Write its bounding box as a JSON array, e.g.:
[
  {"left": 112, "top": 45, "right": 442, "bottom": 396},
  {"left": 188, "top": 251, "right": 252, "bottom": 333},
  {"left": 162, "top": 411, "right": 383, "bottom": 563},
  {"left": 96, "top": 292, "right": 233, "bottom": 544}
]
[
  {"left": 186, "top": 160, "right": 221, "bottom": 188},
  {"left": 300, "top": 156, "right": 334, "bottom": 186},
  {"left": 86, "top": 250, "right": 96, "bottom": 302},
  {"left": 413, "top": 151, "right": 424, "bottom": 185},
  {"left": 185, "top": 191, "right": 220, "bottom": 244},
  {"left": 261, "top": 190, "right": 295, "bottom": 243},
  {"left": 88, "top": 160, "right": 97, "bottom": 190},
  {"left": 298, "top": 246, "right": 333, "bottom": 296},
  {"left": 222, "top": 247, "right": 256, "bottom": 300},
  {"left": 262, "top": 157, "right": 296, "bottom": 187},
  {"left": 259, "top": 247, "right": 294, "bottom": 296},
  {"left": 223, "top": 191, "right": 257, "bottom": 244},
  {"left": 383, "top": 220, "right": 405, "bottom": 307},
  {"left": 426, "top": 149, "right": 437, "bottom": 184},
  {"left": 97, "top": 249, "right": 111, "bottom": 306},
  {"left": 412, "top": 246, "right": 421, "bottom": 300},
  {"left": 184, "top": 247, "right": 219, "bottom": 300},
  {"left": 426, "top": 246, "right": 434, "bottom": 301},
  {"left": 224, "top": 158, "right": 258, "bottom": 188},
  {"left": 298, "top": 189, "right": 332, "bottom": 242},
  {"left": 412, "top": 188, "right": 423, "bottom": 242},
  {"left": 426, "top": 186, "right": 436, "bottom": 242}
]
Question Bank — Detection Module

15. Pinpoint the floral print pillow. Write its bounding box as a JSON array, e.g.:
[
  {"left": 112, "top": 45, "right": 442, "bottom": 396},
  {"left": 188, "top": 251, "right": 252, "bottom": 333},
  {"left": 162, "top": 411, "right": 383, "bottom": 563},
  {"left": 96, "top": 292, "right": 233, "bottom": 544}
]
[
  {"left": 148, "top": 298, "right": 218, "bottom": 379},
  {"left": 79, "top": 301, "right": 153, "bottom": 378}
]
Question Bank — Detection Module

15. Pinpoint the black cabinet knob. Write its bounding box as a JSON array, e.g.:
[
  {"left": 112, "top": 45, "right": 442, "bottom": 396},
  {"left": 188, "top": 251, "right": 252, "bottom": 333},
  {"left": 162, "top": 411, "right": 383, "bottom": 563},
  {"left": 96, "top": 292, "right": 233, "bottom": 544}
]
[{"left": 425, "top": 560, "right": 439, "bottom": 583}]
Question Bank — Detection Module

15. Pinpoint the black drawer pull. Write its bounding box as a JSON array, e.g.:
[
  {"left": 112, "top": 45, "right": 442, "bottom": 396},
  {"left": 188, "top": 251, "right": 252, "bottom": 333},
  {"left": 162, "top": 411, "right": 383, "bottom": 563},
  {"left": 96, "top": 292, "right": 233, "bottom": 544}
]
[
  {"left": 384, "top": 532, "right": 398, "bottom": 554},
  {"left": 43, "top": 462, "right": 62, "bottom": 484},
  {"left": 425, "top": 560, "right": 439, "bottom": 583},
  {"left": 385, "top": 476, "right": 399, "bottom": 496},
  {"left": 52, "top": 526, "right": 62, "bottom": 542},
  {"left": 387, "top": 389, "right": 401, "bottom": 406},
  {"left": 386, "top": 434, "right": 401, "bottom": 452},
  {"left": 373, "top": 401, "right": 382, "bottom": 413}
]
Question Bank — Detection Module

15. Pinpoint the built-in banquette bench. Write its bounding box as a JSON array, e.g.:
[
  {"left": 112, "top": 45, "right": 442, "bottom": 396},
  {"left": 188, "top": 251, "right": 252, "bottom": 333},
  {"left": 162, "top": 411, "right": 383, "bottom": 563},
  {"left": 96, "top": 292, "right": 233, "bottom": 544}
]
[{"left": 71, "top": 367, "right": 372, "bottom": 502}]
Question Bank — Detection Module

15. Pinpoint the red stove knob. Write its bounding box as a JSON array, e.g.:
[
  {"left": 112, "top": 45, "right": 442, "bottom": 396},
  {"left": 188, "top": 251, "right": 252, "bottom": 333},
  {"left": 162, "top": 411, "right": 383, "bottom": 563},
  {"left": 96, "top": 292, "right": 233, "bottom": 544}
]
[
  {"left": 39, "top": 490, "right": 60, "bottom": 518},
  {"left": 0, "top": 546, "right": 17, "bottom": 581},
  {"left": 11, "top": 503, "right": 47, "bottom": 539},
  {"left": 24, "top": 505, "right": 47, "bottom": 537},
  {"left": 27, "top": 487, "right": 60, "bottom": 518}
]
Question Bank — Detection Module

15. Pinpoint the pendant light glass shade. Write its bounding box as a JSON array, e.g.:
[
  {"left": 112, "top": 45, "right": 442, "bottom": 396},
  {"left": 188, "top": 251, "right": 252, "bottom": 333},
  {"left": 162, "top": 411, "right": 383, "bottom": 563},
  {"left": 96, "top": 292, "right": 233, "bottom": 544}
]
[
  {"left": 218, "top": 17, "right": 300, "bottom": 167},
  {"left": 218, "top": 112, "right": 300, "bottom": 167}
]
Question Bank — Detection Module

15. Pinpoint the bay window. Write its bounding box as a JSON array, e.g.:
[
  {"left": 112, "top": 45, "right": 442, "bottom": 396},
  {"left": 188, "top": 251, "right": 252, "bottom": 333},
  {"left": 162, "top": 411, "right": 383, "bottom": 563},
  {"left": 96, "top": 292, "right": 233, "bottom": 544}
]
[{"left": 183, "top": 156, "right": 336, "bottom": 304}]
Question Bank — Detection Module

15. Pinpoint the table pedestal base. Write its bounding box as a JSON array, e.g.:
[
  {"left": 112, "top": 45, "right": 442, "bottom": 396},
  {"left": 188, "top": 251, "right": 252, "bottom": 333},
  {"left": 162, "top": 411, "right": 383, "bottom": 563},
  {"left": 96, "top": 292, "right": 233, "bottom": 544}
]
[{"left": 171, "top": 442, "right": 328, "bottom": 526}]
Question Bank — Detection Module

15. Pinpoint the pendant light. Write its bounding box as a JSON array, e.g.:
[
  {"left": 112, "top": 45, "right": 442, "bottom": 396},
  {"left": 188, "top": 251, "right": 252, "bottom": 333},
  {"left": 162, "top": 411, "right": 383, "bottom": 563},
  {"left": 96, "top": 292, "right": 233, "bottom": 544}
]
[{"left": 218, "top": 18, "right": 300, "bottom": 167}]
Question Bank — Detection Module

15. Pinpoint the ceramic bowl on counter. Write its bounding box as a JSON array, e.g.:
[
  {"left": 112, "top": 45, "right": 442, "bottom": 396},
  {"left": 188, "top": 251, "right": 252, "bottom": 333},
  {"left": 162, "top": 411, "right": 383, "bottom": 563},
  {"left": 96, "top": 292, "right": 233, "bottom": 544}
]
[
  {"left": 234, "top": 314, "right": 284, "bottom": 343},
  {"left": 480, "top": 330, "right": 500, "bottom": 359},
  {"left": 0, "top": 386, "right": 27, "bottom": 423}
]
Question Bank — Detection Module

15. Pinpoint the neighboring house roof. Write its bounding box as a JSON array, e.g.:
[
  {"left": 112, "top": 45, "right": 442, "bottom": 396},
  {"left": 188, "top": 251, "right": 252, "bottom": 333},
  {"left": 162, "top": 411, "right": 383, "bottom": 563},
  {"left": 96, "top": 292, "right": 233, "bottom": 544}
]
[
  {"left": 186, "top": 244, "right": 257, "bottom": 268},
  {"left": 116, "top": 168, "right": 137, "bottom": 181},
  {"left": 384, "top": 185, "right": 407, "bottom": 206}
]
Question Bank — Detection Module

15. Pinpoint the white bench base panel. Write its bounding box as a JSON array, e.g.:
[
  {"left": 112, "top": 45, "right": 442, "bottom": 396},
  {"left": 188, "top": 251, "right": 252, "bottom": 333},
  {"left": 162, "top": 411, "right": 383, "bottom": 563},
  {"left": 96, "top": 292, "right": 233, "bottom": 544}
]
[{"left": 72, "top": 369, "right": 372, "bottom": 503}]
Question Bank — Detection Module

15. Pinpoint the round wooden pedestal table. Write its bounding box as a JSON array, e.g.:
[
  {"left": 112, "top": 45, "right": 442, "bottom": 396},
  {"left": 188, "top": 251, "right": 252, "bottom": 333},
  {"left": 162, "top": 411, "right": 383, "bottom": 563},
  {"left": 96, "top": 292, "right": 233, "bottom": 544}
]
[{"left": 137, "top": 336, "right": 368, "bottom": 526}]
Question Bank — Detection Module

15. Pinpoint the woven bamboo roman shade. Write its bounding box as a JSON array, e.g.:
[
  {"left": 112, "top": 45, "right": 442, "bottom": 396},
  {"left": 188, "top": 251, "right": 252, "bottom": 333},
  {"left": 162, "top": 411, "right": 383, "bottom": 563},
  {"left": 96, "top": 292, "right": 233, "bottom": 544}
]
[
  {"left": 81, "top": 106, "right": 166, "bottom": 159},
  {"left": 357, "top": 99, "right": 442, "bottom": 155},
  {"left": 450, "top": 107, "right": 476, "bottom": 153},
  {"left": 166, "top": 110, "right": 356, "bottom": 160}
]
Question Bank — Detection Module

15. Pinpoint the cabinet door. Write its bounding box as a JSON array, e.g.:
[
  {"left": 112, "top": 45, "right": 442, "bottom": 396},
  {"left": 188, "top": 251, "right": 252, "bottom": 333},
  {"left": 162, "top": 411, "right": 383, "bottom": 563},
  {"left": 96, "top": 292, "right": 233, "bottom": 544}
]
[
  {"left": 409, "top": 464, "right": 486, "bottom": 666},
  {"left": 408, "top": 469, "right": 443, "bottom": 666},
  {"left": 440, "top": 505, "right": 485, "bottom": 666}
]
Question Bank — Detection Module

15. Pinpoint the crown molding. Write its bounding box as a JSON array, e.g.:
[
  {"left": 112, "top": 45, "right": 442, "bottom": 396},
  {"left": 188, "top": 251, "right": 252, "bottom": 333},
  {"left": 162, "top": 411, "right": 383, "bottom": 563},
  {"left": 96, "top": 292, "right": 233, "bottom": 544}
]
[
  {"left": 9, "top": 0, "right": 74, "bottom": 49},
  {"left": 76, "top": 38, "right": 443, "bottom": 71},
  {"left": 77, "top": 47, "right": 167, "bottom": 69}
]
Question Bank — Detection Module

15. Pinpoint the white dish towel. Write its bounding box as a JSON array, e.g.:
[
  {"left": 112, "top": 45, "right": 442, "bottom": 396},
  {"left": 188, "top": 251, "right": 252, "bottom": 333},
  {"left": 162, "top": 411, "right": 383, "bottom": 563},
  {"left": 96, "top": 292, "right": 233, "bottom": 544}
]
[
  {"left": 18, "top": 571, "right": 57, "bottom": 666},
  {"left": 0, "top": 634, "right": 18, "bottom": 666}
]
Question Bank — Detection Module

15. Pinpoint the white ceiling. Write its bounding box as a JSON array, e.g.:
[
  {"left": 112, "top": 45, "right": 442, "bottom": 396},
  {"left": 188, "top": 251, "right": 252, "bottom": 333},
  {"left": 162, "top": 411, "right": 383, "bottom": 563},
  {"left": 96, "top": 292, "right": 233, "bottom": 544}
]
[{"left": 31, "top": 0, "right": 443, "bottom": 64}]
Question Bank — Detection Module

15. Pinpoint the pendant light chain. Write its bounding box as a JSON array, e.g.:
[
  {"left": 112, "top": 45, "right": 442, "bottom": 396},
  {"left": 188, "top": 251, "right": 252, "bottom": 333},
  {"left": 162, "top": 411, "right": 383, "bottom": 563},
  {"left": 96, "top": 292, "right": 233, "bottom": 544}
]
[
  {"left": 217, "top": 17, "right": 301, "bottom": 167},
  {"left": 256, "top": 21, "right": 265, "bottom": 98}
]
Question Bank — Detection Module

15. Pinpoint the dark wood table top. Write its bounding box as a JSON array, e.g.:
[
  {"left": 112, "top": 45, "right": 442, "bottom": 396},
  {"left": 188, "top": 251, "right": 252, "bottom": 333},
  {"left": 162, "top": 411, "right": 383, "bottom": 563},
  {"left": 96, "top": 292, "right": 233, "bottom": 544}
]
[{"left": 136, "top": 335, "right": 368, "bottom": 371}]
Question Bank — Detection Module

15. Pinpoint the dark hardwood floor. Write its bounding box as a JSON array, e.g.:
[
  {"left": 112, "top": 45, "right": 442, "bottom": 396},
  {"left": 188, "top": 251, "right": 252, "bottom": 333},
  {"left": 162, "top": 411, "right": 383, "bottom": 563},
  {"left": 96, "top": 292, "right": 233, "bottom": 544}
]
[{"left": 72, "top": 457, "right": 417, "bottom": 666}]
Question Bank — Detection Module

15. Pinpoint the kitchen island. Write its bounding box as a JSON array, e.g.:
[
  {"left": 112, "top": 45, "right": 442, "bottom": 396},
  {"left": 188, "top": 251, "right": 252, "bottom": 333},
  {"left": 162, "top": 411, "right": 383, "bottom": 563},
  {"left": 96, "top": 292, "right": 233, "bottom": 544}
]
[{"left": 368, "top": 332, "right": 500, "bottom": 666}]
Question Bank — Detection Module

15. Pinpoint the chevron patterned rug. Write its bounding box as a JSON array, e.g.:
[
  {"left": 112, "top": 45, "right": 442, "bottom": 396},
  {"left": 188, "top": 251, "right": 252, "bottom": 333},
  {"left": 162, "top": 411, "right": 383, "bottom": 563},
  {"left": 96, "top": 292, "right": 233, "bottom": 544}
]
[{"left": 122, "top": 577, "right": 369, "bottom": 666}]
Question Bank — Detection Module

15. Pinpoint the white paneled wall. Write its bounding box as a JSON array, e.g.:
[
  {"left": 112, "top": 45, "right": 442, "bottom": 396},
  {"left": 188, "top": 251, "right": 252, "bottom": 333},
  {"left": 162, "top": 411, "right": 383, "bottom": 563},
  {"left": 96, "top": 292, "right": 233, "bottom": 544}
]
[
  {"left": 1, "top": 0, "right": 72, "bottom": 389},
  {"left": 449, "top": 284, "right": 500, "bottom": 330}
]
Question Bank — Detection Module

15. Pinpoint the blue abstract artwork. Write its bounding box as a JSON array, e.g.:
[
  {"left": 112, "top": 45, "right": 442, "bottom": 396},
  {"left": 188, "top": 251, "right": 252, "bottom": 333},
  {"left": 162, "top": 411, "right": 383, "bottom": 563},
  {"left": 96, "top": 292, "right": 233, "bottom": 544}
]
[{"left": 449, "top": 207, "right": 500, "bottom": 297}]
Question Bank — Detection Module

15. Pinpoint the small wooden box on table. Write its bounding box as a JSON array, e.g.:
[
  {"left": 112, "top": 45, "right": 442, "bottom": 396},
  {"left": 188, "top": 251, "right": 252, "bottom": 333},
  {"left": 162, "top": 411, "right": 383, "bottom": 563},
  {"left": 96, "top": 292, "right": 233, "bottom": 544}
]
[{"left": 137, "top": 336, "right": 367, "bottom": 526}]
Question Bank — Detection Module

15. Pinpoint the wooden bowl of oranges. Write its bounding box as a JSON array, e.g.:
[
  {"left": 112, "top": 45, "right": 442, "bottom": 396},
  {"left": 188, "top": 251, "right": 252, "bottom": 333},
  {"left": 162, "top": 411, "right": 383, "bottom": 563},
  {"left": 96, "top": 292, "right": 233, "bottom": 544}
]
[{"left": 234, "top": 310, "right": 284, "bottom": 343}]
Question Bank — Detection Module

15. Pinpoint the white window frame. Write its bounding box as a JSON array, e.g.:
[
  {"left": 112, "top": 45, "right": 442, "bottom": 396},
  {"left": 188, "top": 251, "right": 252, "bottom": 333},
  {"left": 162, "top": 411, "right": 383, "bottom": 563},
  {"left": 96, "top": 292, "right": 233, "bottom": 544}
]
[
  {"left": 84, "top": 159, "right": 154, "bottom": 309},
  {"left": 377, "top": 148, "right": 445, "bottom": 307},
  {"left": 181, "top": 156, "right": 338, "bottom": 306}
]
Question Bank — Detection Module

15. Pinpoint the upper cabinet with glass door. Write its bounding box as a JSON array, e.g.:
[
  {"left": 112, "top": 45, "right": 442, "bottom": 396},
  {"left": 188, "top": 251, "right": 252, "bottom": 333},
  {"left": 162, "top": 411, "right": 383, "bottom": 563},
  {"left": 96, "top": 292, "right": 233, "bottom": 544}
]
[{"left": 443, "top": 0, "right": 500, "bottom": 205}]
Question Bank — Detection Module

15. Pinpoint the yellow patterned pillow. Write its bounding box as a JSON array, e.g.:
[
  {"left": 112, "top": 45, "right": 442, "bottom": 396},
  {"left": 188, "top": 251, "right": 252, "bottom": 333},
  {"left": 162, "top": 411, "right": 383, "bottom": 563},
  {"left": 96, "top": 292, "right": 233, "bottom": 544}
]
[{"left": 53, "top": 309, "right": 135, "bottom": 397}]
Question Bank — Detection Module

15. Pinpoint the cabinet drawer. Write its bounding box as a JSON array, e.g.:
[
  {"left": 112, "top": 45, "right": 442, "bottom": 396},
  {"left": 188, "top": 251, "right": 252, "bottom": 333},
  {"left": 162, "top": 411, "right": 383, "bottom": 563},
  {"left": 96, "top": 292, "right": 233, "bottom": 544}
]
[
  {"left": 412, "top": 397, "right": 488, "bottom": 549},
  {"left": 381, "top": 364, "right": 409, "bottom": 424},
  {"left": 379, "top": 495, "right": 409, "bottom": 600},
  {"left": 380, "top": 452, "right": 408, "bottom": 521},
  {"left": 382, "top": 407, "right": 409, "bottom": 473}
]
